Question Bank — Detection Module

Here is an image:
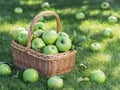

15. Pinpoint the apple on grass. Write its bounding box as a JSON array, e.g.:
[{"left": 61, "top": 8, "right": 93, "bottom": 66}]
[
  {"left": 23, "top": 68, "right": 39, "bottom": 83},
  {"left": 75, "top": 12, "right": 85, "bottom": 20},
  {"left": 41, "top": 2, "right": 50, "bottom": 9},
  {"left": 18, "top": 30, "right": 28, "bottom": 46},
  {"left": 43, "top": 45, "right": 58, "bottom": 55},
  {"left": 33, "top": 30, "right": 44, "bottom": 39},
  {"left": 90, "top": 43, "right": 101, "bottom": 51},
  {"left": 56, "top": 36, "right": 72, "bottom": 52},
  {"left": 107, "top": 16, "right": 118, "bottom": 24},
  {"left": 102, "top": 28, "right": 113, "bottom": 38},
  {"left": 47, "top": 76, "right": 63, "bottom": 89},
  {"left": 31, "top": 38, "right": 46, "bottom": 52},
  {"left": 12, "top": 27, "right": 25, "bottom": 41},
  {"left": 90, "top": 70, "right": 106, "bottom": 83},
  {"left": 14, "top": 7, "right": 23, "bottom": 14},
  {"left": 0, "top": 64, "right": 12, "bottom": 76},
  {"left": 101, "top": 2, "right": 110, "bottom": 10},
  {"left": 42, "top": 30, "right": 58, "bottom": 45},
  {"left": 34, "top": 22, "right": 46, "bottom": 31}
]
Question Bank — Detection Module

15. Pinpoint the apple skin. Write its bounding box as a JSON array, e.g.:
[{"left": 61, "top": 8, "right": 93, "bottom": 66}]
[
  {"left": 58, "top": 32, "right": 69, "bottom": 37},
  {"left": 18, "top": 30, "right": 28, "bottom": 46},
  {"left": 33, "top": 30, "right": 44, "bottom": 39},
  {"left": 23, "top": 68, "right": 39, "bottom": 83},
  {"left": 56, "top": 36, "right": 72, "bottom": 52},
  {"left": 32, "top": 38, "right": 46, "bottom": 52},
  {"left": 107, "top": 16, "right": 118, "bottom": 24},
  {"left": 90, "top": 70, "right": 106, "bottom": 83},
  {"left": 41, "top": 2, "right": 50, "bottom": 9},
  {"left": 75, "top": 12, "right": 85, "bottom": 20},
  {"left": 47, "top": 76, "right": 63, "bottom": 89},
  {"left": 101, "top": 2, "right": 110, "bottom": 10},
  {"left": 0, "top": 64, "right": 12, "bottom": 76},
  {"left": 42, "top": 30, "right": 58, "bottom": 45},
  {"left": 34, "top": 22, "right": 46, "bottom": 31},
  {"left": 12, "top": 27, "right": 25, "bottom": 41},
  {"left": 43, "top": 45, "right": 58, "bottom": 55},
  {"left": 14, "top": 7, "right": 23, "bottom": 14},
  {"left": 102, "top": 28, "right": 113, "bottom": 38},
  {"left": 90, "top": 43, "right": 101, "bottom": 51}
]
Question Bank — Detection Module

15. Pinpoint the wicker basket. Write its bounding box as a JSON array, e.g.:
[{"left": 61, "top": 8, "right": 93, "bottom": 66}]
[{"left": 11, "top": 11, "right": 76, "bottom": 78}]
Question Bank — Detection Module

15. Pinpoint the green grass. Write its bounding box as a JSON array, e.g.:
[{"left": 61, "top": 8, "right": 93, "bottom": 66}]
[{"left": 0, "top": 0, "right": 120, "bottom": 90}]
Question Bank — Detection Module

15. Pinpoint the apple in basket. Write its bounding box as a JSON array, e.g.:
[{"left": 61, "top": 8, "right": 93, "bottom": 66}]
[
  {"left": 14, "top": 7, "right": 23, "bottom": 14},
  {"left": 107, "top": 16, "right": 118, "bottom": 24},
  {"left": 47, "top": 76, "right": 63, "bottom": 89},
  {"left": 56, "top": 36, "right": 72, "bottom": 52},
  {"left": 34, "top": 22, "right": 46, "bottom": 31},
  {"left": 12, "top": 27, "right": 25, "bottom": 41},
  {"left": 58, "top": 32, "right": 69, "bottom": 37},
  {"left": 41, "top": 2, "right": 50, "bottom": 9},
  {"left": 0, "top": 64, "right": 12, "bottom": 76},
  {"left": 90, "top": 70, "right": 106, "bottom": 83},
  {"left": 33, "top": 29, "right": 44, "bottom": 39},
  {"left": 17, "top": 30, "right": 28, "bottom": 46},
  {"left": 42, "top": 30, "right": 58, "bottom": 45},
  {"left": 101, "top": 2, "right": 110, "bottom": 10},
  {"left": 23, "top": 68, "right": 39, "bottom": 83},
  {"left": 32, "top": 38, "right": 46, "bottom": 52},
  {"left": 43, "top": 45, "right": 58, "bottom": 55}
]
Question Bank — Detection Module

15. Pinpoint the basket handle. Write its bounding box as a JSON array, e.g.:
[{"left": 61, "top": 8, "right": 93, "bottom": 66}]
[{"left": 27, "top": 11, "right": 61, "bottom": 49}]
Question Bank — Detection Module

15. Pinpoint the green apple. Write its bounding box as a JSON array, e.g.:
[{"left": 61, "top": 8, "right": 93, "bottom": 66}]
[
  {"left": 12, "top": 27, "right": 25, "bottom": 41},
  {"left": 73, "top": 35, "right": 86, "bottom": 45},
  {"left": 23, "top": 68, "right": 39, "bottom": 83},
  {"left": 33, "top": 30, "right": 44, "bottom": 39},
  {"left": 43, "top": 45, "right": 58, "bottom": 55},
  {"left": 47, "top": 76, "right": 63, "bottom": 89},
  {"left": 90, "top": 43, "right": 101, "bottom": 51},
  {"left": 90, "top": 70, "right": 106, "bottom": 83},
  {"left": 32, "top": 38, "right": 46, "bottom": 52},
  {"left": 107, "top": 16, "right": 118, "bottom": 24},
  {"left": 58, "top": 32, "right": 69, "bottom": 37},
  {"left": 14, "top": 7, "right": 23, "bottom": 14},
  {"left": 34, "top": 22, "right": 46, "bottom": 31},
  {"left": 0, "top": 64, "right": 12, "bottom": 76},
  {"left": 66, "top": 30, "right": 77, "bottom": 42},
  {"left": 101, "top": 2, "right": 110, "bottom": 10},
  {"left": 18, "top": 30, "right": 28, "bottom": 46},
  {"left": 75, "top": 12, "right": 85, "bottom": 20},
  {"left": 102, "top": 28, "right": 113, "bottom": 38},
  {"left": 41, "top": 2, "right": 50, "bottom": 9},
  {"left": 56, "top": 36, "right": 72, "bottom": 52},
  {"left": 42, "top": 30, "right": 58, "bottom": 45}
]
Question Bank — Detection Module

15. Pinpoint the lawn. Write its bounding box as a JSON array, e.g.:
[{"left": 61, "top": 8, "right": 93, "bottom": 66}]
[{"left": 0, "top": 0, "right": 120, "bottom": 90}]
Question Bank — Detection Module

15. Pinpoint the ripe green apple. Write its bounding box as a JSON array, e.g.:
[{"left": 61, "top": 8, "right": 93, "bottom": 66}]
[
  {"left": 90, "top": 43, "right": 101, "bottom": 51},
  {"left": 75, "top": 12, "right": 85, "bottom": 20},
  {"left": 42, "top": 30, "right": 58, "bottom": 45},
  {"left": 90, "top": 70, "right": 106, "bottom": 83},
  {"left": 41, "top": 2, "right": 50, "bottom": 9},
  {"left": 43, "top": 45, "right": 58, "bottom": 55},
  {"left": 33, "top": 30, "right": 44, "bottom": 39},
  {"left": 23, "top": 68, "right": 39, "bottom": 83},
  {"left": 34, "top": 22, "right": 46, "bottom": 31},
  {"left": 58, "top": 32, "right": 69, "bottom": 37},
  {"left": 56, "top": 36, "right": 72, "bottom": 52},
  {"left": 0, "top": 64, "right": 12, "bottom": 76},
  {"left": 47, "top": 76, "right": 63, "bottom": 89},
  {"left": 101, "top": 2, "right": 110, "bottom": 10},
  {"left": 107, "top": 16, "right": 118, "bottom": 24},
  {"left": 14, "top": 7, "right": 23, "bottom": 14},
  {"left": 32, "top": 38, "right": 46, "bottom": 52},
  {"left": 18, "top": 30, "right": 28, "bottom": 46},
  {"left": 12, "top": 27, "right": 25, "bottom": 41},
  {"left": 102, "top": 28, "right": 113, "bottom": 38}
]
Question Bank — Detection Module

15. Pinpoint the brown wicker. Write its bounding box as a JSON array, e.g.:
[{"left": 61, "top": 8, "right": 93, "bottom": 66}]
[{"left": 11, "top": 11, "right": 76, "bottom": 78}]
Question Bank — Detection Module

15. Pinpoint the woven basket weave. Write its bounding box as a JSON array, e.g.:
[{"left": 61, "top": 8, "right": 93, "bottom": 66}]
[{"left": 11, "top": 11, "right": 76, "bottom": 78}]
